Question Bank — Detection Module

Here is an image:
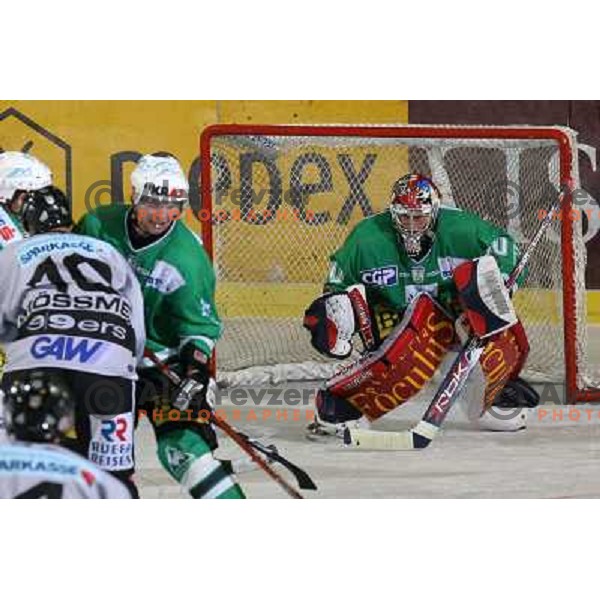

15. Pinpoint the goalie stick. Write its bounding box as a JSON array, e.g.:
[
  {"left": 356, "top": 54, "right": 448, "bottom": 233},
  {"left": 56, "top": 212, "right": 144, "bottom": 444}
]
[
  {"left": 344, "top": 189, "right": 569, "bottom": 451},
  {"left": 143, "top": 349, "right": 317, "bottom": 497}
]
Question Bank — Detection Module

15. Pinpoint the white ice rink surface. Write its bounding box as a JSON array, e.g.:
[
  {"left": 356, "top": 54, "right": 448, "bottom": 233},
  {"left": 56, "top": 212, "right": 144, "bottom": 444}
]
[
  {"left": 137, "top": 326, "right": 600, "bottom": 499},
  {"left": 136, "top": 380, "right": 600, "bottom": 499}
]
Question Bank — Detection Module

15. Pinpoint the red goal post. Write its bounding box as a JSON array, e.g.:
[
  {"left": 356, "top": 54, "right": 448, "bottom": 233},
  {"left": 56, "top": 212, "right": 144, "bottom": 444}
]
[{"left": 200, "top": 123, "right": 600, "bottom": 404}]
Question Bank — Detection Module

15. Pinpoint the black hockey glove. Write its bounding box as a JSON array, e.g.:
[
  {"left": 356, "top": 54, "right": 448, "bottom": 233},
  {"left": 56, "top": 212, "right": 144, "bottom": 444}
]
[{"left": 172, "top": 344, "right": 211, "bottom": 411}]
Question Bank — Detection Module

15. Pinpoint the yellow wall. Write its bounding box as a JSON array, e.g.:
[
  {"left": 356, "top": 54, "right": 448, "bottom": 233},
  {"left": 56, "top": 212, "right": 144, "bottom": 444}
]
[
  {"left": 218, "top": 100, "right": 408, "bottom": 124},
  {"left": 0, "top": 100, "right": 408, "bottom": 221},
  {"left": 590, "top": 291, "right": 600, "bottom": 322},
  {"left": 1, "top": 101, "right": 216, "bottom": 221},
  {"left": 2, "top": 100, "right": 597, "bottom": 324}
]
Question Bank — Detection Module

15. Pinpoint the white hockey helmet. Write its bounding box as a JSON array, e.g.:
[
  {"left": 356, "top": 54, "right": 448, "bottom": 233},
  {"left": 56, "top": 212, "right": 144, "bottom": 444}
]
[
  {"left": 0, "top": 151, "right": 53, "bottom": 204},
  {"left": 131, "top": 154, "right": 189, "bottom": 206}
]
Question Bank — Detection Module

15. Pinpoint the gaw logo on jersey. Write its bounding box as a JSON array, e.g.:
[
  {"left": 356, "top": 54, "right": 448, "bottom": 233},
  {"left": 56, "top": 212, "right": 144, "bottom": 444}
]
[
  {"left": 360, "top": 266, "right": 398, "bottom": 287},
  {"left": 30, "top": 337, "right": 103, "bottom": 363}
]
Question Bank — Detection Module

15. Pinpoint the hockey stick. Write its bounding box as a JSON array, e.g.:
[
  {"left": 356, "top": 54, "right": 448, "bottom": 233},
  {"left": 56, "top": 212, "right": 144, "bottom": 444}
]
[
  {"left": 345, "top": 189, "right": 568, "bottom": 450},
  {"left": 143, "top": 349, "right": 316, "bottom": 497},
  {"left": 228, "top": 433, "right": 317, "bottom": 490}
]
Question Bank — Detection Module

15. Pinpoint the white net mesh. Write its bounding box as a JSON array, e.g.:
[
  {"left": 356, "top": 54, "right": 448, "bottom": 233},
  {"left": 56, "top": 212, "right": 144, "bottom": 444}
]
[{"left": 201, "top": 125, "right": 597, "bottom": 392}]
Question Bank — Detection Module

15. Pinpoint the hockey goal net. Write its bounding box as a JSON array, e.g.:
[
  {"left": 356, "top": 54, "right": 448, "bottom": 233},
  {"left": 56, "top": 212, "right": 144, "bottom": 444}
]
[{"left": 199, "top": 124, "right": 600, "bottom": 403}]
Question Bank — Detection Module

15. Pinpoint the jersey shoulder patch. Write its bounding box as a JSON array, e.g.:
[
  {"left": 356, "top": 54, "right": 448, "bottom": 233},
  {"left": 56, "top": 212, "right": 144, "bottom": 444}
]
[{"left": 144, "top": 259, "right": 186, "bottom": 294}]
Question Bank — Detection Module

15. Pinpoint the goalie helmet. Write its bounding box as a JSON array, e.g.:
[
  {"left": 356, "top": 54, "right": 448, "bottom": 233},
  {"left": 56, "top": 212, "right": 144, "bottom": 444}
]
[
  {"left": 3, "top": 370, "right": 75, "bottom": 443},
  {"left": 21, "top": 185, "right": 72, "bottom": 234},
  {"left": 389, "top": 173, "right": 441, "bottom": 258},
  {"left": 131, "top": 154, "right": 189, "bottom": 207},
  {"left": 0, "top": 151, "right": 52, "bottom": 205}
]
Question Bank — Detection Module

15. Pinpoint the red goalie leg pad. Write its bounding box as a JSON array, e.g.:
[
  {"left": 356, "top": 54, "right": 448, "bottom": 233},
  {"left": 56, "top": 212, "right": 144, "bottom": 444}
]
[
  {"left": 479, "top": 320, "right": 530, "bottom": 410},
  {"left": 324, "top": 293, "right": 457, "bottom": 422}
]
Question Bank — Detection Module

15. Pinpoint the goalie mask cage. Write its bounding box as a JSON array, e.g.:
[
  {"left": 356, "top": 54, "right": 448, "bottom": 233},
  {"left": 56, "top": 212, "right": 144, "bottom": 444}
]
[{"left": 200, "top": 124, "right": 600, "bottom": 403}]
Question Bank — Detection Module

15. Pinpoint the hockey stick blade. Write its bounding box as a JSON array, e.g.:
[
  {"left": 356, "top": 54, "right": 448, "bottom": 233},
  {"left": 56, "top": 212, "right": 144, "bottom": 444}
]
[
  {"left": 211, "top": 417, "right": 305, "bottom": 499},
  {"left": 238, "top": 435, "right": 318, "bottom": 490},
  {"left": 343, "top": 427, "right": 416, "bottom": 450}
]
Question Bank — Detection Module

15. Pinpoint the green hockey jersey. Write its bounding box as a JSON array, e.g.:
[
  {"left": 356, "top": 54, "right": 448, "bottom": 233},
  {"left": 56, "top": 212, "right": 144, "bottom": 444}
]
[
  {"left": 76, "top": 204, "right": 222, "bottom": 359},
  {"left": 326, "top": 206, "right": 519, "bottom": 329}
]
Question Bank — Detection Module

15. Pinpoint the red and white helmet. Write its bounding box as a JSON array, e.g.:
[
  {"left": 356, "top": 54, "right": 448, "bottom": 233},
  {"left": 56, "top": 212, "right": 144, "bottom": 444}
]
[{"left": 389, "top": 173, "right": 441, "bottom": 257}]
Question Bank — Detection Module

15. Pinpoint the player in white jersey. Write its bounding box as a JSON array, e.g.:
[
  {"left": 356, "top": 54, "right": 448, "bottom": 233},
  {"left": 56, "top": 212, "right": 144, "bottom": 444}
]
[
  {"left": 0, "top": 151, "right": 53, "bottom": 442},
  {"left": 0, "top": 151, "right": 52, "bottom": 248},
  {"left": 0, "top": 186, "right": 146, "bottom": 494},
  {"left": 0, "top": 369, "right": 132, "bottom": 498}
]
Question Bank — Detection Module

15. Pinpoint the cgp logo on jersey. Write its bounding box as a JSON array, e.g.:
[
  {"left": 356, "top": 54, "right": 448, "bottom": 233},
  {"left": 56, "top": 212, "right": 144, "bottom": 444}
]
[
  {"left": 30, "top": 336, "right": 104, "bottom": 363},
  {"left": 360, "top": 266, "right": 398, "bottom": 287},
  {"left": 90, "top": 414, "right": 133, "bottom": 470}
]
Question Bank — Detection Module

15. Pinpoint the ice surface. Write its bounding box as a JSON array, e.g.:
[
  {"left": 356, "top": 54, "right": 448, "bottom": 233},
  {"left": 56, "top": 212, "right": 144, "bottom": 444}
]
[{"left": 136, "top": 381, "right": 600, "bottom": 499}]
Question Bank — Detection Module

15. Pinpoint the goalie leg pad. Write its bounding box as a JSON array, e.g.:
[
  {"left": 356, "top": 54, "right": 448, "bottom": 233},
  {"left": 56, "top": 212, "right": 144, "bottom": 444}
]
[
  {"left": 324, "top": 293, "right": 456, "bottom": 421},
  {"left": 479, "top": 320, "right": 530, "bottom": 411},
  {"left": 475, "top": 330, "right": 536, "bottom": 432}
]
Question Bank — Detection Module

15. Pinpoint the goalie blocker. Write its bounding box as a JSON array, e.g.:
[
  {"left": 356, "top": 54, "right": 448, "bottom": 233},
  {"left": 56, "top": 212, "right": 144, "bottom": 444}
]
[{"left": 307, "top": 257, "right": 539, "bottom": 434}]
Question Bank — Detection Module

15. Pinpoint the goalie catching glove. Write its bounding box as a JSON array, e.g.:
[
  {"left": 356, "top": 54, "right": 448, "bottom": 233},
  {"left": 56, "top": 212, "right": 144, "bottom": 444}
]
[{"left": 303, "top": 284, "right": 374, "bottom": 359}]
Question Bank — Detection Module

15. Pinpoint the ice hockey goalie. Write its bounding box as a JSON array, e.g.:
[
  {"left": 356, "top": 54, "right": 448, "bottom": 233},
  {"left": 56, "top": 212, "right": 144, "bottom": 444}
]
[{"left": 303, "top": 173, "right": 540, "bottom": 438}]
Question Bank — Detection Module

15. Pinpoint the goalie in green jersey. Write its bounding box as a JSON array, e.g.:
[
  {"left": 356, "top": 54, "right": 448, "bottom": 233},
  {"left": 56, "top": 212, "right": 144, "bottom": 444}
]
[
  {"left": 77, "top": 154, "right": 245, "bottom": 499},
  {"left": 304, "top": 173, "right": 540, "bottom": 438}
]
